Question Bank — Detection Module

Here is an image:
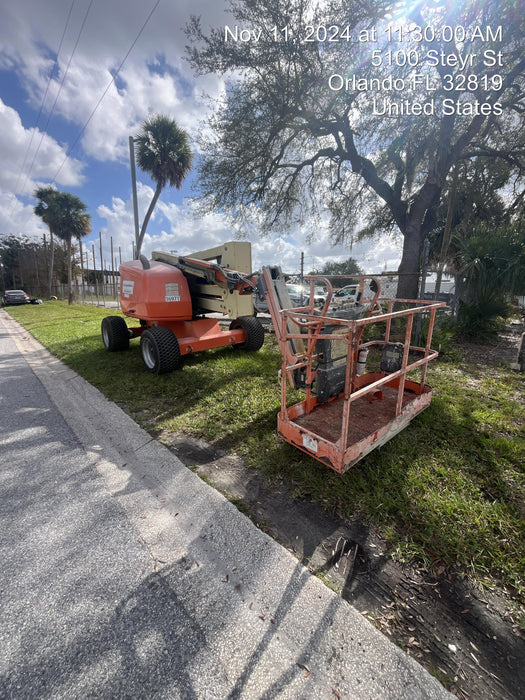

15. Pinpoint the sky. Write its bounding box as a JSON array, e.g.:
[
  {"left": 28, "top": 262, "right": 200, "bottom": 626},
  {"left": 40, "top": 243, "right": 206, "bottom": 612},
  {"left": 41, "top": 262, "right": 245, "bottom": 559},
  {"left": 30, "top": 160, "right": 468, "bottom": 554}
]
[{"left": 0, "top": 0, "right": 403, "bottom": 276}]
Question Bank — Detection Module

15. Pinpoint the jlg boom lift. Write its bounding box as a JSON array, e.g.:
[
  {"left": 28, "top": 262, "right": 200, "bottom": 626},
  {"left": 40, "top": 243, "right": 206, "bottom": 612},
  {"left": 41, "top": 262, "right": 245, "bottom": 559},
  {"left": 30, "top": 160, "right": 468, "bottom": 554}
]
[
  {"left": 101, "top": 241, "right": 264, "bottom": 373},
  {"left": 102, "top": 242, "right": 445, "bottom": 473}
]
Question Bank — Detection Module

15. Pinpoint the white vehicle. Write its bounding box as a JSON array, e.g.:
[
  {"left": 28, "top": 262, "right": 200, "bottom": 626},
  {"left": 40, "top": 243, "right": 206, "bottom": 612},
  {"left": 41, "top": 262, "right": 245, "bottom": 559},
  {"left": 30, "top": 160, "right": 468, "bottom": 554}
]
[
  {"left": 286, "top": 283, "right": 326, "bottom": 308},
  {"left": 334, "top": 285, "right": 360, "bottom": 302}
]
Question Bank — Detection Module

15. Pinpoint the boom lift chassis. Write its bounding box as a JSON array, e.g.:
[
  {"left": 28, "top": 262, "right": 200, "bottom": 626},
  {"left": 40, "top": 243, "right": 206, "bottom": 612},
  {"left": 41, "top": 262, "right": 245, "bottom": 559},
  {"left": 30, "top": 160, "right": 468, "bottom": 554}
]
[
  {"left": 259, "top": 267, "right": 446, "bottom": 473},
  {"left": 102, "top": 242, "right": 264, "bottom": 374}
]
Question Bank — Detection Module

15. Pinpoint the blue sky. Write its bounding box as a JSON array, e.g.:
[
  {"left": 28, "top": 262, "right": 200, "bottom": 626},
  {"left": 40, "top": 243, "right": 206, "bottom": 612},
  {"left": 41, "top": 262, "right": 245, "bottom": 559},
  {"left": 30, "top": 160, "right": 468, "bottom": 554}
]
[{"left": 0, "top": 0, "right": 402, "bottom": 275}]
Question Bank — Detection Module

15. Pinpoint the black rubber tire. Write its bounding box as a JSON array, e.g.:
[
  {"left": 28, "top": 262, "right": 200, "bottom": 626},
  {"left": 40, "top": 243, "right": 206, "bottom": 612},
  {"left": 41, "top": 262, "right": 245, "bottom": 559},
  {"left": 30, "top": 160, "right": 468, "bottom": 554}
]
[
  {"left": 101, "top": 316, "right": 130, "bottom": 352},
  {"left": 140, "top": 327, "right": 181, "bottom": 374},
  {"left": 229, "top": 316, "right": 265, "bottom": 351}
]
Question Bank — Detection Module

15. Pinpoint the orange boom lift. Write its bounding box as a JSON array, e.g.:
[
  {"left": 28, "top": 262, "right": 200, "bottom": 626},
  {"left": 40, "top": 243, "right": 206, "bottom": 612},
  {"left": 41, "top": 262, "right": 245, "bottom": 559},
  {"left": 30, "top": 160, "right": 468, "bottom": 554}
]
[{"left": 101, "top": 242, "right": 264, "bottom": 373}]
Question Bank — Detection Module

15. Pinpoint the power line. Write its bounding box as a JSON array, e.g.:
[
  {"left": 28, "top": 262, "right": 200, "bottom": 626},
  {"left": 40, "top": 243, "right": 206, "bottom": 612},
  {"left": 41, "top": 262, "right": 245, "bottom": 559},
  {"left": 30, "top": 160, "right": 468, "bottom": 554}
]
[
  {"left": 29, "top": 0, "right": 95, "bottom": 185},
  {"left": 22, "top": 0, "right": 94, "bottom": 193},
  {"left": 9, "top": 0, "right": 76, "bottom": 212},
  {"left": 52, "top": 0, "right": 162, "bottom": 182},
  {"left": 14, "top": 0, "right": 161, "bottom": 239}
]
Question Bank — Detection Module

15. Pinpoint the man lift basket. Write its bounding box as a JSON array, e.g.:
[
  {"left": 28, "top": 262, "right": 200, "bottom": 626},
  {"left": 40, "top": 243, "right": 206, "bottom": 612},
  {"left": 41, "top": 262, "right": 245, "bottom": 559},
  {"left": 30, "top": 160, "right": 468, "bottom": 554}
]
[{"left": 258, "top": 266, "right": 446, "bottom": 474}]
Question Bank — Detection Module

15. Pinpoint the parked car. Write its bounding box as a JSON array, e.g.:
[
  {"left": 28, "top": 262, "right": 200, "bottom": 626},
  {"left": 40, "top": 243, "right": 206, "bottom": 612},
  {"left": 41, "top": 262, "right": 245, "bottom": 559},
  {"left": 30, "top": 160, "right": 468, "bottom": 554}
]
[
  {"left": 334, "top": 284, "right": 360, "bottom": 301},
  {"left": 286, "top": 283, "right": 326, "bottom": 308},
  {"left": 2, "top": 289, "right": 30, "bottom": 305},
  {"left": 253, "top": 280, "right": 326, "bottom": 315}
]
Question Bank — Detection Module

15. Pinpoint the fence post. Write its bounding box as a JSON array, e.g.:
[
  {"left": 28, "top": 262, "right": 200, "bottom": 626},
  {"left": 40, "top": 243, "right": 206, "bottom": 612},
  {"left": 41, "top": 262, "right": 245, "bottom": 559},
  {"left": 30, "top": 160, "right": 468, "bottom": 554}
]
[{"left": 414, "top": 237, "right": 430, "bottom": 347}]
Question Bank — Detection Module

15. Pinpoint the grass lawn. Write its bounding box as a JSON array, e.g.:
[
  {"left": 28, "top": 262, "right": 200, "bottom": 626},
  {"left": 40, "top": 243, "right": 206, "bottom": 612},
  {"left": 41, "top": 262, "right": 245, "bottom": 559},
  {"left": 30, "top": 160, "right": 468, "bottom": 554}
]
[{"left": 5, "top": 301, "right": 525, "bottom": 601}]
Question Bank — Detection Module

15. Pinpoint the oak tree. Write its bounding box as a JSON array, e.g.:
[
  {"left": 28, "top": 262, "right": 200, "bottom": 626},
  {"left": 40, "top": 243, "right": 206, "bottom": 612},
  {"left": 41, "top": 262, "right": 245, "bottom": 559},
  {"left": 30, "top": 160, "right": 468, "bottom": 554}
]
[{"left": 186, "top": 0, "right": 525, "bottom": 298}]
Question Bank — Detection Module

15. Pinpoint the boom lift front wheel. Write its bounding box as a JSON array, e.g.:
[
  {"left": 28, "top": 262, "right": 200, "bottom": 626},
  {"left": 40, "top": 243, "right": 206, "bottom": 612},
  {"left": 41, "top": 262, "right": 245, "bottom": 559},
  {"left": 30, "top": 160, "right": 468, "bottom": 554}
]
[
  {"left": 101, "top": 316, "right": 130, "bottom": 352},
  {"left": 140, "top": 327, "right": 181, "bottom": 374},
  {"left": 229, "top": 316, "right": 265, "bottom": 351}
]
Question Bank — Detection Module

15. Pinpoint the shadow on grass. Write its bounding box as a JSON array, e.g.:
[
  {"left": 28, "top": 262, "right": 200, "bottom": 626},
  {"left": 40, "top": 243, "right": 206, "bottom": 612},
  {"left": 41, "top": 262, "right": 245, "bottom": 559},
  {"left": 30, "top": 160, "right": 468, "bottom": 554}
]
[{"left": 14, "top": 316, "right": 525, "bottom": 594}]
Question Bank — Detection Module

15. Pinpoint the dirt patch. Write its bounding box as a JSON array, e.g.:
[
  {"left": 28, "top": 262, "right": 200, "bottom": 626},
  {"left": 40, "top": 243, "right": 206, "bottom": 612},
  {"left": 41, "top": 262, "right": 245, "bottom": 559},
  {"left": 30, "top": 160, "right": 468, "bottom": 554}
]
[{"left": 457, "top": 324, "right": 523, "bottom": 367}]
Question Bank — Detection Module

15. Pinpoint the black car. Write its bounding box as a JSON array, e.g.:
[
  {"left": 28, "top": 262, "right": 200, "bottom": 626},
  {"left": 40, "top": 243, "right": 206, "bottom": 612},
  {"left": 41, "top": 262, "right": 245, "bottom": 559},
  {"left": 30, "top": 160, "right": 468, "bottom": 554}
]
[{"left": 2, "top": 289, "right": 30, "bottom": 305}]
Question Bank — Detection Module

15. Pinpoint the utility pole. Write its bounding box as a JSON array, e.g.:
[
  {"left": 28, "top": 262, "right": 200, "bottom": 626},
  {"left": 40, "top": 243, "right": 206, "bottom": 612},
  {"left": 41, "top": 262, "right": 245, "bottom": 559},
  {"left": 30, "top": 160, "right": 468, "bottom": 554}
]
[
  {"left": 129, "top": 136, "right": 140, "bottom": 258},
  {"left": 99, "top": 231, "right": 107, "bottom": 306},
  {"left": 79, "top": 238, "right": 85, "bottom": 302},
  {"left": 110, "top": 236, "right": 116, "bottom": 299},
  {"left": 92, "top": 244, "right": 99, "bottom": 305}
]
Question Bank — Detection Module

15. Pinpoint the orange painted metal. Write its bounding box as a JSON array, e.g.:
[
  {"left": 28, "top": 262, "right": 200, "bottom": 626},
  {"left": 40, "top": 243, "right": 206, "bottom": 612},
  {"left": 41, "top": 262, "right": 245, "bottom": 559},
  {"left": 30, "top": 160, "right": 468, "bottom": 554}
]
[
  {"left": 120, "top": 259, "right": 193, "bottom": 321},
  {"left": 268, "top": 272, "right": 446, "bottom": 473},
  {"left": 130, "top": 318, "right": 245, "bottom": 354},
  {"left": 119, "top": 258, "right": 251, "bottom": 352}
]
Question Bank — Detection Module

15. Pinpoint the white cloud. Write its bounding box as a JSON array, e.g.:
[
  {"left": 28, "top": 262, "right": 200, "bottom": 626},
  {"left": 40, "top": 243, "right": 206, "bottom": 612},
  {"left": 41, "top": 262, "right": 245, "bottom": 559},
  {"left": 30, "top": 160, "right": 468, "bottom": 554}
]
[
  {"left": 0, "top": 190, "right": 47, "bottom": 240},
  {"left": 0, "top": 1, "right": 228, "bottom": 166},
  {"left": 96, "top": 196, "right": 136, "bottom": 265},
  {"left": 0, "top": 0, "right": 402, "bottom": 277},
  {"left": 0, "top": 1, "right": 229, "bottom": 73},
  {"left": 0, "top": 99, "right": 85, "bottom": 194},
  {"left": 96, "top": 185, "right": 402, "bottom": 274},
  {"left": 0, "top": 98, "right": 85, "bottom": 238}
]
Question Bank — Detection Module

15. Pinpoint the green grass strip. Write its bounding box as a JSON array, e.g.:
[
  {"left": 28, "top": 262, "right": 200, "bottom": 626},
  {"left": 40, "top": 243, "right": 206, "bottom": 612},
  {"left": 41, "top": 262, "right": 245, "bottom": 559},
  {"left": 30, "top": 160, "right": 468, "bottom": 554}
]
[{"left": 6, "top": 301, "right": 525, "bottom": 600}]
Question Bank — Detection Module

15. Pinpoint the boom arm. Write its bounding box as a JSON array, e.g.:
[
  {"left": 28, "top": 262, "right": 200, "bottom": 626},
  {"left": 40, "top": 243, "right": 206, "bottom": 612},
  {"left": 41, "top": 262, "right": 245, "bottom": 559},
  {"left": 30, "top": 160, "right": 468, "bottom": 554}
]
[{"left": 151, "top": 242, "right": 257, "bottom": 318}]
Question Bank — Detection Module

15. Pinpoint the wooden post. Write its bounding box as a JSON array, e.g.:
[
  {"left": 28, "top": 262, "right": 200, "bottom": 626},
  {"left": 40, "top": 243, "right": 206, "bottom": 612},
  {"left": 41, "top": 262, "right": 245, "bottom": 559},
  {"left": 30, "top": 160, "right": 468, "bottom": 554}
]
[{"left": 99, "top": 231, "right": 106, "bottom": 306}]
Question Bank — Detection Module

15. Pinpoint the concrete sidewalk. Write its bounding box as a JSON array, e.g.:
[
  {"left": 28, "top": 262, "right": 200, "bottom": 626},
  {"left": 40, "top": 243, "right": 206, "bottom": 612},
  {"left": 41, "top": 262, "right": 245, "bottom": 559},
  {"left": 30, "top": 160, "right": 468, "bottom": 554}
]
[{"left": 0, "top": 309, "right": 452, "bottom": 699}]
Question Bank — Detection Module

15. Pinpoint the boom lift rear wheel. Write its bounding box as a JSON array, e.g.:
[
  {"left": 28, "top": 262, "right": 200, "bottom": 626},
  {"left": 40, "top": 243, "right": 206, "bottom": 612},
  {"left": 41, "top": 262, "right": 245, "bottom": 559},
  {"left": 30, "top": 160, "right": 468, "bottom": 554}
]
[
  {"left": 140, "top": 327, "right": 181, "bottom": 374},
  {"left": 101, "top": 316, "right": 130, "bottom": 352},
  {"left": 229, "top": 316, "right": 265, "bottom": 351}
]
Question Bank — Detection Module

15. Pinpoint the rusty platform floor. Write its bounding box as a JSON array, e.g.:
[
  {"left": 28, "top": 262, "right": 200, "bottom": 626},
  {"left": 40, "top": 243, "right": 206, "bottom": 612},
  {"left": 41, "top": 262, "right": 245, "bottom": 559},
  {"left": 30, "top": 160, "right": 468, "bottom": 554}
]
[{"left": 292, "top": 385, "right": 431, "bottom": 448}]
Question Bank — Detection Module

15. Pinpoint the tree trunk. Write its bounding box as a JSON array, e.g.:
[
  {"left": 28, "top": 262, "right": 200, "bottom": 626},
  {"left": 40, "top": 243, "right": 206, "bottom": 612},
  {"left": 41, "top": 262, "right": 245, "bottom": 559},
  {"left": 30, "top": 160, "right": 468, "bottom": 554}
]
[
  {"left": 435, "top": 166, "right": 458, "bottom": 299},
  {"left": 47, "top": 230, "right": 55, "bottom": 299},
  {"left": 135, "top": 184, "right": 162, "bottom": 259},
  {"left": 396, "top": 176, "right": 445, "bottom": 300},
  {"left": 396, "top": 223, "right": 423, "bottom": 300}
]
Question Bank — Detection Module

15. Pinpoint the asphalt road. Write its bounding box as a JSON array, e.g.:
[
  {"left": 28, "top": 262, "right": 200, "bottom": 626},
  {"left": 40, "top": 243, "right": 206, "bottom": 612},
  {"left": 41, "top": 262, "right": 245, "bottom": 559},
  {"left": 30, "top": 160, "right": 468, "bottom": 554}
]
[{"left": 0, "top": 309, "right": 453, "bottom": 699}]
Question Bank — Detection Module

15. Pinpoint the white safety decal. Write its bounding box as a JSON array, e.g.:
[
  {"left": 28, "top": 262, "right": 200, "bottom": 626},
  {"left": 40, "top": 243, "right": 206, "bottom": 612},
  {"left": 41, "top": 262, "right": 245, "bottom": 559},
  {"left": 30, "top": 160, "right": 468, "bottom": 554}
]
[
  {"left": 302, "top": 434, "right": 318, "bottom": 453},
  {"left": 122, "top": 280, "right": 134, "bottom": 297},
  {"left": 165, "top": 282, "right": 180, "bottom": 301}
]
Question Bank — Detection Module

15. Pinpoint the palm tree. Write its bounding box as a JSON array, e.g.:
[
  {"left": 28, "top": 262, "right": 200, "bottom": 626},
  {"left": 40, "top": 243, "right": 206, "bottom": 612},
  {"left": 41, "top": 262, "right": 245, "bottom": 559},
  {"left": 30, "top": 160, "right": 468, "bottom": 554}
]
[
  {"left": 34, "top": 186, "right": 60, "bottom": 298},
  {"left": 53, "top": 192, "right": 91, "bottom": 304},
  {"left": 134, "top": 114, "right": 193, "bottom": 258},
  {"left": 454, "top": 222, "right": 525, "bottom": 336}
]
